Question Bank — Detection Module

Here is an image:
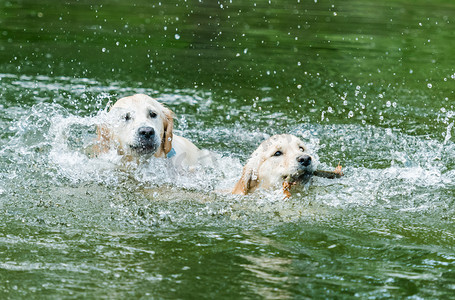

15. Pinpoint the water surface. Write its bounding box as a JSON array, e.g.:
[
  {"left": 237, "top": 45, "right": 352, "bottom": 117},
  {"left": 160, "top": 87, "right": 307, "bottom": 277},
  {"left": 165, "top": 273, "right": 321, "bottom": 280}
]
[{"left": 1, "top": 0, "right": 455, "bottom": 298}]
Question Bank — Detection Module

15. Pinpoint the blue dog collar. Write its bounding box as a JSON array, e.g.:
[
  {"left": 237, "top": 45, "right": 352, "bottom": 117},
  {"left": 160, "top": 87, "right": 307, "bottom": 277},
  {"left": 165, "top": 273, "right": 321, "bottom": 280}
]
[{"left": 167, "top": 148, "right": 176, "bottom": 158}]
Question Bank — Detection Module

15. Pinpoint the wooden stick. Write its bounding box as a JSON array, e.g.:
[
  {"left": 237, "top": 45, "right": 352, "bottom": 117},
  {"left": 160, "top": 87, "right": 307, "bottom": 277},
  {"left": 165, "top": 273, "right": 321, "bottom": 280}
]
[
  {"left": 282, "top": 164, "right": 344, "bottom": 197},
  {"left": 313, "top": 170, "right": 343, "bottom": 179}
]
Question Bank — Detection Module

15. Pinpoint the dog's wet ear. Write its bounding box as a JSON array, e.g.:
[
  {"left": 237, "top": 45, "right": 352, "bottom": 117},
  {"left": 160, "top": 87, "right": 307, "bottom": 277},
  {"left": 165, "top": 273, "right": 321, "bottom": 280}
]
[
  {"left": 162, "top": 107, "right": 174, "bottom": 155},
  {"left": 232, "top": 162, "right": 259, "bottom": 195},
  {"left": 93, "top": 125, "right": 111, "bottom": 156}
]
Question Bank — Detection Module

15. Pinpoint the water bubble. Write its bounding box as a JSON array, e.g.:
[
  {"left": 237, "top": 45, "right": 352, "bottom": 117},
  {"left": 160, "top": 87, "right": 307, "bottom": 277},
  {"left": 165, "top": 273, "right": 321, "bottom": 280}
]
[{"left": 174, "top": 34, "right": 180, "bottom": 40}]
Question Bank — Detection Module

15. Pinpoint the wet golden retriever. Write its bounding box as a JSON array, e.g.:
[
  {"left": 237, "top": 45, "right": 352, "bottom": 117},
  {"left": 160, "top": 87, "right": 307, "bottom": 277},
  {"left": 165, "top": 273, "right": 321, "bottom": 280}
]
[
  {"left": 232, "top": 134, "right": 315, "bottom": 195},
  {"left": 95, "top": 94, "right": 211, "bottom": 167}
]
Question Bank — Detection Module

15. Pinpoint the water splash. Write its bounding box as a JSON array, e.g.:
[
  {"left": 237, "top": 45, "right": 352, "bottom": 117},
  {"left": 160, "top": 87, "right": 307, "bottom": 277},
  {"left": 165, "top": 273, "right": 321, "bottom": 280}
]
[{"left": 2, "top": 94, "right": 455, "bottom": 229}]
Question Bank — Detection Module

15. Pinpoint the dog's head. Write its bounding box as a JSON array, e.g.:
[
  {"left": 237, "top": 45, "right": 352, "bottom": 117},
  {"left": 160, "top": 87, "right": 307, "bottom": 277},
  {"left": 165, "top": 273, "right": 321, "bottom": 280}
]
[
  {"left": 96, "top": 94, "right": 174, "bottom": 157},
  {"left": 232, "top": 134, "right": 315, "bottom": 195}
]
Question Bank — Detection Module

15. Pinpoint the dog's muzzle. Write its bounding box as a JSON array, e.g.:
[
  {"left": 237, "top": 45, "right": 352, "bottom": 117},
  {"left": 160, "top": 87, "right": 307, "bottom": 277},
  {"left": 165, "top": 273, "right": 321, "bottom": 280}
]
[
  {"left": 285, "top": 154, "right": 314, "bottom": 185},
  {"left": 297, "top": 154, "right": 312, "bottom": 167},
  {"left": 130, "top": 126, "right": 158, "bottom": 154}
]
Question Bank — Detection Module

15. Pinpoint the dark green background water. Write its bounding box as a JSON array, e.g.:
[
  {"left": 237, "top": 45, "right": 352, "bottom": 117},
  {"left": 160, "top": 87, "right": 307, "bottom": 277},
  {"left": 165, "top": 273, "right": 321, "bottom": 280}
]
[{"left": 1, "top": 0, "right": 455, "bottom": 298}]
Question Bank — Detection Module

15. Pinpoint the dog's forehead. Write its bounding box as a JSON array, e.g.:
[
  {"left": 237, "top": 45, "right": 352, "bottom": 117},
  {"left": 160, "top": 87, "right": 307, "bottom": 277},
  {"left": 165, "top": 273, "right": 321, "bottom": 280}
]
[
  {"left": 111, "top": 96, "right": 162, "bottom": 112},
  {"left": 262, "top": 134, "right": 304, "bottom": 149},
  {"left": 112, "top": 97, "right": 159, "bottom": 109}
]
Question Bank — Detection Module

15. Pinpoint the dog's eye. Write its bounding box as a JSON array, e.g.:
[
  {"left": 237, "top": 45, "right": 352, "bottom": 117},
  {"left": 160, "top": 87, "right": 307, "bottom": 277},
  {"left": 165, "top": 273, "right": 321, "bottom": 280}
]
[
  {"left": 273, "top": 151, "right": 283, "bottom": 157},
  {"left": 299, "top": 147, "right": 305, "bottom": 152},
  {"left": 123, "top": 113, "right": 132, "bottom": 122},
  {"left": 149, "top": 111, "right": 157, "bottom": 119}
]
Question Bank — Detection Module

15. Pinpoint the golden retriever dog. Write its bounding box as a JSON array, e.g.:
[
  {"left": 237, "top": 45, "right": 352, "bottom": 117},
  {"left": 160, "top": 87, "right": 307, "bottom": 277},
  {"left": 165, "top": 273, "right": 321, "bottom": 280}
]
[
  {"left": 232, "top": 134, "right": 316, "bottom": 195},
  {"left": 95, "top": 94, "right": 211, "bottom": 168}
]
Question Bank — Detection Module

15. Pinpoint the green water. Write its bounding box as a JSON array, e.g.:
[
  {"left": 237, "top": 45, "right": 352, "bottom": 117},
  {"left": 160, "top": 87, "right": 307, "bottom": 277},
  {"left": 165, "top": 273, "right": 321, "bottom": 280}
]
[{"left": 1, "top": 0, "right": 455, "bottom": 298}]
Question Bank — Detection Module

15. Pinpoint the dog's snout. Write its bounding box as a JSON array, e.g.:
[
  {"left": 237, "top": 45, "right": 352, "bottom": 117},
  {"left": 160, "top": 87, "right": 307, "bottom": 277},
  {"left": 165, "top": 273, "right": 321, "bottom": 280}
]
[
  {"left": 297, "top": 155, "right": 312, "bottom": 167},
  {"left": 138, "top": 126, "right": 155, "bottom": 139}
]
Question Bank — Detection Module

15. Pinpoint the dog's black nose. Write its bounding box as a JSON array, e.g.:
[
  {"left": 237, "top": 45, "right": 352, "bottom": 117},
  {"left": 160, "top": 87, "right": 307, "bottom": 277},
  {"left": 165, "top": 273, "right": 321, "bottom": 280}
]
[
  {"left": 138, "top": 127, "right": 155, "bottom": 139},
  {"left": 297, "top": 155, "right": 312, "bottom": 167}
]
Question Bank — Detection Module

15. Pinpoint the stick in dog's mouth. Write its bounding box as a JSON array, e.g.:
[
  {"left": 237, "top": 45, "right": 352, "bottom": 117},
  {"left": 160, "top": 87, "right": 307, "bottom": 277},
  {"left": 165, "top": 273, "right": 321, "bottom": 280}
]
[{"left": 282, "top": 164, "right": 344, "bottom": 198}]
